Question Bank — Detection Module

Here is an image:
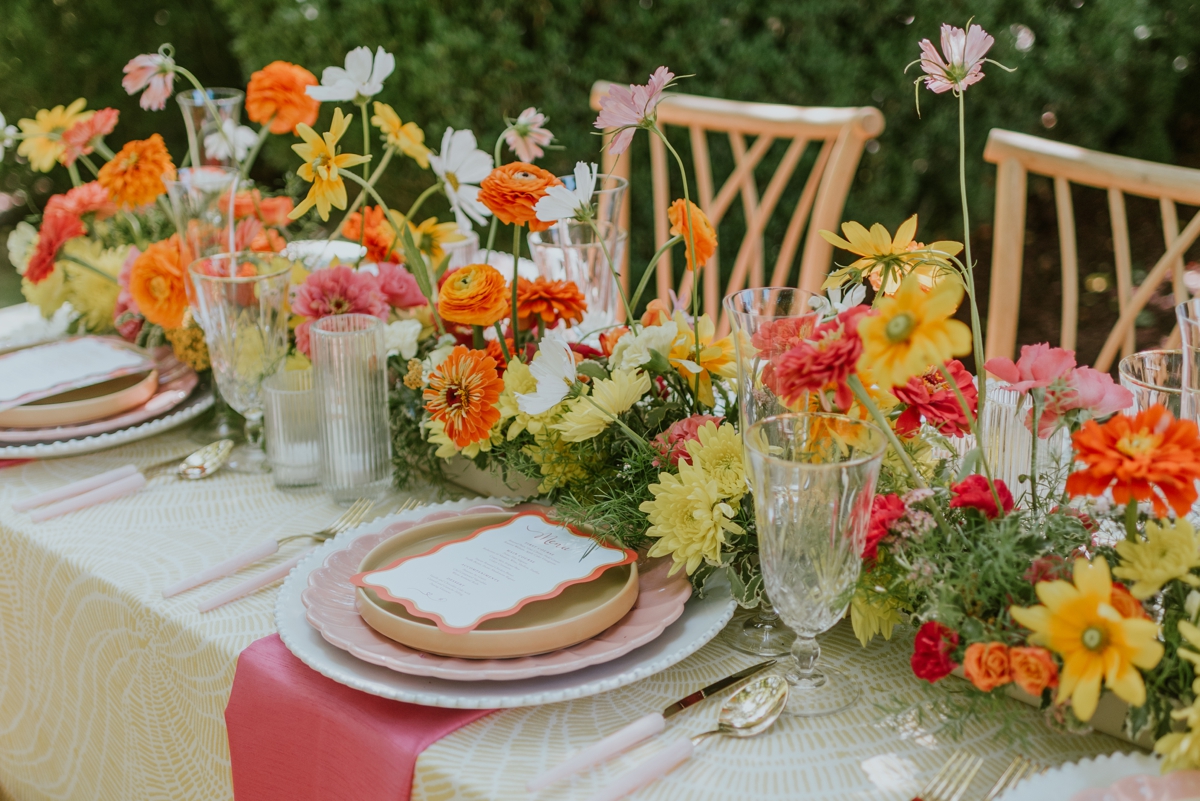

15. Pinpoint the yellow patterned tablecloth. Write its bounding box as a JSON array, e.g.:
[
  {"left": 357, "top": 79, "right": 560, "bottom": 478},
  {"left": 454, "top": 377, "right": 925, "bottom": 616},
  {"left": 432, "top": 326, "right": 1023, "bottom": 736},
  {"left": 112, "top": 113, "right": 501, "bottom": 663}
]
[{"left": 0, "top": 430, "right": 1131, "bottom": 801}]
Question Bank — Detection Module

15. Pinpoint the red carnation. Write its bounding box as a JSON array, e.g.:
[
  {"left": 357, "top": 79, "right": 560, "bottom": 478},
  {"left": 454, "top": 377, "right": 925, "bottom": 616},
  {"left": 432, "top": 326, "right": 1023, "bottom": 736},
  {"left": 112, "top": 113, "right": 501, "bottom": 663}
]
[
  {"left": 773, "top": 305, "right": 869, "bottom": 411},
  {"left": 949, "top": 474, "right": 1015, "bottom": 520},
  {"left": 25, "top": 211, "right": 86, "bottom": 284},
  {"left": 864, "top": 493, "right": 906, "bottom": 561},
  {"left": 911, "top": 621, "right": 959, "bottom": 683},
  {"left": 893, "top": 359, "right": 978, "bottom": 438}
]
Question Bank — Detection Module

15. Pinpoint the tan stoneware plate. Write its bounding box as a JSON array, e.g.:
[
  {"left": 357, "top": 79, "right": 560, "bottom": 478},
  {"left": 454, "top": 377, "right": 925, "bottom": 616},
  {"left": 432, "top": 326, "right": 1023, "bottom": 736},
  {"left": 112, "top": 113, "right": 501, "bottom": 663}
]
[
  {"left": 0, "top": 369, "right": 159, "bottom": 428},
  {"left": 356, "top": 511, "right": 639, "bottom": 659}
]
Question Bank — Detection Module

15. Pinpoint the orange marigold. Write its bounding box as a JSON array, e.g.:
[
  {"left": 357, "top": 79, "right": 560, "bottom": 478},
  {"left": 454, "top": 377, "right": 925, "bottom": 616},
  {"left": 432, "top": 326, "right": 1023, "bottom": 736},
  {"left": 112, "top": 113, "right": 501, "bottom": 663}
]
[
  {"left": 341, "top": 205, "right": 400, "bottom": 264},
  {"left": 98, "top": 134, "right": 176, "bottom": 209},
  {"left": 516, "top": 277, "right": 587, "bottom": 330},
  {"left": 245, "top": 61, "right": 320, "bottom": 135},
  {"left": 437, "top": 263, "right": 510, "bottom": 327},
  {"left": 477, "top": 162, "right": 562, "bottom": 232},
  {"left": 423, "top": 346, "right": 504, "bottom": 447},
  {"left": 1066, "top": 404, "right": 1200, "bottom": 517},
  {"left": 668, "top": 199, "right": 717, "bottom": 270},
  {"left": 128, "top": 235, "right": 188, "bottom": 328}
]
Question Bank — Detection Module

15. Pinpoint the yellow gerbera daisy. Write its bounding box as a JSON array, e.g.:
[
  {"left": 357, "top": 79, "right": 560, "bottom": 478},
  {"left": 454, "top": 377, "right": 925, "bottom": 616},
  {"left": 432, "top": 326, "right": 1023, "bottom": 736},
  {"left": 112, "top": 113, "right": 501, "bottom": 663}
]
[
  {"left": 371, "top": 102, "right": 431, "bottom": 168},
  {"left": 409, "top": 216, "right": 465, "bottom": 262},
  {"left": 288, "top": 108, "right": 371, "bottom": 221},
  {"left": 668, "top": 312, "right": 736, "bottom": 408},
  {"left": 17, "top": 99, "right": 93, "bottom": 172},
  {"left": 1113, "top": 517, "right": 1200, "bottom": 600},
  {"left": 1010, "top": 556, "right": 1163, "bottom": 722},
  {"left": 555, "top": 369, "right": 650, "bottom": 442},
  {"left": 857, "top": 272, "right": 971, "bottom": 389},
  {"left": 819, "top": 214, "right": 962, "bottom": 291}
]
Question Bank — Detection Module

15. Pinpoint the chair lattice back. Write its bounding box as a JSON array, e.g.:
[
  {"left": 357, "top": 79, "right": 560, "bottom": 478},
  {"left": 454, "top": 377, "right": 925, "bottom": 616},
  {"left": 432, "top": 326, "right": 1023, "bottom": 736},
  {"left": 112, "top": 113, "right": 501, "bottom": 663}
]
[
  {"left": 589, "top": 81, "right": 883, "bottom": 333},
  {"left": 984, "top": 128, "right": 1200, "bottom": 371}
]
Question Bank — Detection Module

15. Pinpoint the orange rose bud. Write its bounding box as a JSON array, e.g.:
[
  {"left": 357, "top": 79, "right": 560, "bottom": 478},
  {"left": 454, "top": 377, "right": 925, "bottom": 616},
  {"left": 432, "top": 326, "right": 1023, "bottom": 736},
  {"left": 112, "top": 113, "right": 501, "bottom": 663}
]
[
  {"left": 129, "top": 235, "right": 188, "bottom": 329},
  {"left": 437, "top": 263, "right": 510, "bottom": 327},
  {"left": 1110, "top": 583, "right": 1150, "bottom": 620},
  {"left": 641, "top": 298, "right": 673, "bottom": 327},
  {"left": 1009, "top": 646, "right": 1059, "bottom": 697},
  {"left": 516, "top": 277, "right": 587, "bottom": 329},
  {"left": 962, "top": 641, "right": 1012, "bottom": 692},
  {"left": 600, "top": 325, "right": 629, "bottom": 356},
  {"left": 477, "top": 162, "right": 562, "bottom": 232},
  {"left": 245, "top": 60, "right": 320, "bottom": 135},
  {"left": 667, "top": 198, "right": 717, "bottom": 270}
]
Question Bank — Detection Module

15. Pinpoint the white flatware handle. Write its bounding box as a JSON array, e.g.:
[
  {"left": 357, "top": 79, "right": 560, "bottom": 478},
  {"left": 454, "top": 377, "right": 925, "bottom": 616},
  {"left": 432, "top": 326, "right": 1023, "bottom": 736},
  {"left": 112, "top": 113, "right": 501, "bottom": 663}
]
[
  {"left": 28, "top": 472, "right": 146, "bottom": 522},
  {"left": 163, "top": 538, "right": 279, "bottom": 599},
  {"left": 14, "top": 464, "right": 139, "bottom": 512},
  {"left": 528, "top": 713, "right": 665, "bottom": 791},
  {"left": 587, "top": 737, "right": 694, "bottom": 801},
  {"left": 197, "top": 548, "right": 313, "bottom": 613}
]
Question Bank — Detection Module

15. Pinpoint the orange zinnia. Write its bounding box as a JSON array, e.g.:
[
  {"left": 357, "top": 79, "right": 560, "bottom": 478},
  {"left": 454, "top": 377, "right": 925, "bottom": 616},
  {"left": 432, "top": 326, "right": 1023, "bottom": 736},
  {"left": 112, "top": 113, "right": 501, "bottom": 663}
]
[
  {"left": 128, "top": 235, "right": 188, "bottom": 328},
  {"left": 227, "top": 190, "right": 295, "bottom": 227},
  {"left": 477, "top": 162, "right": 562, "bottom": 232},
  {"left": 1066, "top": 405, "right": 1200, "bottom": 517},
  {"left": 516, "top": 277, "right": 587, "bottom": 330},
  {"left": 437, "top": 263, "right": 510, "bottom": 327},
  {"left": 245, "top": 61, "right": 320, "bottom": 135},
  {"left": 341, "top": 205, "right": 401, "bottom": 264},
  {"left": 485, "top": 337, "right": 516, "bottom": 371},
  {"left": 668, "top": 199, "right": 717, "bottom": 270},
  {"left": 423, "top": 346, "right": 504, "bottom": 447},
  {"left": 98, "top": 134, "right": 176, "bottom": 209}
]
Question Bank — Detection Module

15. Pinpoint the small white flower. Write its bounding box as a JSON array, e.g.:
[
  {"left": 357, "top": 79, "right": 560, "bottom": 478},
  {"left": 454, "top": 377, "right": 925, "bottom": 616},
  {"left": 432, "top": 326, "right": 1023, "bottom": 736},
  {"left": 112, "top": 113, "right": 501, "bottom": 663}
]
[
  {"left": 422, "top": 334, "right": 458, "bottom": 383},
  {"left": 306, "top": 46, "right": 396, "bottom": 103},
  {"left": 204, "top": 120, "right": 258, "bottom": 163},
  {"left": 516, "top": 331, "right": 576, "bottom": 415},
  {"left": 564, "top": 307, "right": 618, "bottom": 348},
  {"left": 809, "top": 284, "right": 866, "bottom": 321},
  {"left": 384, "top": 319, "right": 423, "bottom": 360},
  {"left": 609, "top": 320, "right": 678, "bottom": 372},
  {"left": 7, "top": 222, "right": 38, "bottom": 275},
  {"left": 429, "top": 127, "right": 493, "bottom": 234},
  {"left": 0, "top": 111, "right": 16, "bottom": 162},
  {"left": 535, "top": 161, "right": 598, "bottom": 223},
  {"left": 504, "top": 107, "right": 554, "bottom": 163}
]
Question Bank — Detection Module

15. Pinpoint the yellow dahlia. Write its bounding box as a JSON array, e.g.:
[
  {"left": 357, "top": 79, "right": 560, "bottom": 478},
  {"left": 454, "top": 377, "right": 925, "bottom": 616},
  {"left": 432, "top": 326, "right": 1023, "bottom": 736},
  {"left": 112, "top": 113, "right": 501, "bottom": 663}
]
[
  {"left": 685, "top": 421, "right": 746, "bottom": 501},
  {"left": 641, "top": 463, "right": 744, "bottom": 575},
  {"left": 1113, "top": 517, "right": 1200, "bottom": 600}
]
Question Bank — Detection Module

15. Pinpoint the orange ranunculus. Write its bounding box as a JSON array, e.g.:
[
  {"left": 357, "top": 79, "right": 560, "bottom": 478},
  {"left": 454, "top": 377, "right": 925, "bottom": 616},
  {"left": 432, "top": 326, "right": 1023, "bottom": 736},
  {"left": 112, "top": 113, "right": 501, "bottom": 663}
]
[
  {"left": 245, "top": 61, "right": 320, "bottom": 135},
  {"left": 1110, "top": 582, "right": 1150, "bottom": 620},
  {"left": 668, "top": 198, "right": 717, "bottom": 270},
  {"left": 600, "top": 326, "right": 629, "bottom": 356},
  {"left": 962, "top": 641, "right": 1011, "bottom": 692},
  {"left": 1008, "top": 646, "right": 1059, "bottom": 697},
  {"left": 227, "top": 190, "right": 295, "bottom": 227},
  {"left": 129, "top": 235, "right": 188, "bottom": 328},
  {"left": 641, "top": 298, "right": 673, "bottom": 327},
  {"left": 342, "top": 205, "right": 401, "bottom": 264},
  {"left": 516, "top": 277, "right": 587, "bottom": 330},
  {"left": 477, "top": 162, "right": 562, "bottom": 232},
  {"left": 1066, "top": 404, "right": 1200, "bottom": 517},
  {"left": 423, "top": 346, "right": 504, "bottom": 447},
  {"left": 437, "top": 263, "right": 510, "bottom": 327},
  {"left": 97, "top": 134, "right": 176, "bottom": 209}
]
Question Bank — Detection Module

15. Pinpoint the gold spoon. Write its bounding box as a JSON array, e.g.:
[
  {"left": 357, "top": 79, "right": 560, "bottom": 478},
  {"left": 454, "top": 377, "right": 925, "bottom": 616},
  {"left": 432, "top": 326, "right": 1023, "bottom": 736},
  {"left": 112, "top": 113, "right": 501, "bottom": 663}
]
[{"left": 143, "top": 439, "right": 235, "bottom": 480}]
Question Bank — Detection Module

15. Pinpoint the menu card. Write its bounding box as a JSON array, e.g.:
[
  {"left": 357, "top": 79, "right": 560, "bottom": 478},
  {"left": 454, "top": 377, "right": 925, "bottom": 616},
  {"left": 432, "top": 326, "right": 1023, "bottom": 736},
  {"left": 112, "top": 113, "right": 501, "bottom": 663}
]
[
  {"left": 0, "top": 337, "right": 153, "bottom": 412},
  {"left": 352, "top": 511, "right": 637, "bottom": 634}
]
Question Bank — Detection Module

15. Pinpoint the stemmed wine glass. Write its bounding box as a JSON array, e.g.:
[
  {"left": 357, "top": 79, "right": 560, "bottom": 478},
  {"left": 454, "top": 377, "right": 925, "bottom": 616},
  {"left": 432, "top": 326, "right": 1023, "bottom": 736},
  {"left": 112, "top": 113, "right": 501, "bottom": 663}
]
[
  {"left": 745, "top": 412, "right": 886, "bottom": 716},
  {"left": 188, "top": 251, "right": 292, "bottom": 473}
]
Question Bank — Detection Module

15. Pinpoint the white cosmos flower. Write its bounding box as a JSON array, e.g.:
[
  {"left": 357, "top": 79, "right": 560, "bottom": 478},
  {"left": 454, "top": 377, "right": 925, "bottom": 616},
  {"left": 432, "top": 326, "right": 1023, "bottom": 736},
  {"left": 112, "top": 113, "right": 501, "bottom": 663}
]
[
  {"left": 204, "top": 120, "right": 258, "bottom": 162},
  {"left": 808, "top": 284, "right": 866, "bottom": 322},
  {"left": 429, "top": 127, "right": 493, "bottom": 234},
  {"left": 535, "top": 161, "right": 597, "bottom": 223},
  {"left": 0, "top": 111, "right": 16, "bottom": 162},
  {"left": 516, "top": 330, "right": 576, "bottom": 415},
  {"left": 384, "top": 319, "right": 423, "bottom": 360},
  {"left": 306, "top": 46, "right": 396, "bottom": 103},
  {"left": 609, "top": 320, "right": 678, "bottom": 372}
]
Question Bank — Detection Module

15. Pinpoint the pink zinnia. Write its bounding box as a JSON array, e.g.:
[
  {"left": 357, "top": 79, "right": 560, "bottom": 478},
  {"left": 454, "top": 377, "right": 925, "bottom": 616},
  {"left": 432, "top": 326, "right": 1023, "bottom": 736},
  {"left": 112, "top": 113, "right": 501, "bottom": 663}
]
[
  {"left": 918, "top": 23, "right": 994, "bottom": 94},
  {"left": 772, "top": 305, "right": 869, "bottom": 411},
  {"left": 44, "top": 182, "right": 116, "bottom": 220},
  {"left": 374, "top": 262, "right": 428, "bottom": 309},
  {"left": 984, "top": 342, "right": 1076, "bottom": 394},
  {"left": 651, "top": 414, "right": 723, "bottom": 467},
  {"left": 594, "top": 66, "right": 674, "bottom": 155},
  {"left": 25, "top": 211, "right": 86, "bottom": 285},
  {"left": 894, "top": 359, "right": 977, "bottom": 438},
  {"left": 114, "top": 247, "right": 144, "bottom": 342},
  {"left": 61, "top": 108, "right": 119, "bottom": 166},
  {"left": 292, "top": 266, "right": 389, "bottom": 356},
  {"left": 122, "top": 52, "right": 176, "bottom": 111},
  {"left": 504, "top": 107, "right": 554, "bottom": 163}
]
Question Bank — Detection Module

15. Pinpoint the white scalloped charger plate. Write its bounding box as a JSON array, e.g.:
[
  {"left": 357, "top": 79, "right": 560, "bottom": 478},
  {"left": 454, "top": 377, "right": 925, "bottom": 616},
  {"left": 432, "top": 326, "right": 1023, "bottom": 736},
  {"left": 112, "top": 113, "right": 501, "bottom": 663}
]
[
  {"left": 277, "top": 498, "right": 738, "bottom": 709},
  {"left": 997, "top": 751, "right": 1163, "bottom": 800}
]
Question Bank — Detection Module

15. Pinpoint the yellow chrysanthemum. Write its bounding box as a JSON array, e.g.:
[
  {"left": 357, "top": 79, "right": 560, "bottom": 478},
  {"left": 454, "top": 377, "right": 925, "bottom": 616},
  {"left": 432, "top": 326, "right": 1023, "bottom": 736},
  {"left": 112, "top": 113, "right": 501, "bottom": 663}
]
[
  {"left": 60, "top": 238, "right": 127, "bottom": 332},
  {"left": 371, "top": 102, "right": 431, "bottom": 168},
  {"left": 1010, "top": 556, "right": 1163, "bottom": 722},
  {"left": 685, "top": 422, "right": 746, "bottom": 501},
  {"left": 1155, "top": 620, "right": 1200, "bottom": 771},
  {"left": 555, "top": 369, "right": 650, "bottom": 442},
  {"left": 1113, "top": 518, "right": 1200, "bottom": 600},
  {"left": 21, "top": 262, "right": 68, "bottom": 317},
  {"left": 819, "top": 214, "right": 962, "bottom": 291},
  {"left": 498, "top": 359, "right": 563, "bottom": 440},
  {"left": 857, "top": 272, "right": 972, "bottom": 390},
  {"left": 851, "top": 589, "right": 903, "bottom": 647},
  {"left": 17, "top": 99, "right": 93, "bottom": 172},
  {"left": 288, "top": 108, "right": 371, "bottom": 221},
  {"left": 641, "top": 463, "right": 744, "bottom": 575},
  {"left": 668, "top": 312, "right": 736, "bottom": 408}
]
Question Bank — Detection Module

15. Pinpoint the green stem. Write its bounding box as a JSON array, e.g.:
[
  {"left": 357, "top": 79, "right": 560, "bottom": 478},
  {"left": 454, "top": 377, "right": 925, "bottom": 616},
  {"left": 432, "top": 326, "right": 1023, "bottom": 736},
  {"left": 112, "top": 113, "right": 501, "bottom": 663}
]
[
  {"left": 57, "top": 253, "right": 119, "bottom": 284},
  {"left": 580, "top": 393, "right": 649, "bottom": 448},
  {"left": 174, "top": 66, "right": 241, "bottom": 172},
  {"left": 849, "top": 374, "right": 926, "bottom": 489},
  {"left": 629, "top": 235, "right": 683, "bottom": 323},
  {"left": 93, "top": 139, "right": 115, "bottom": 161},
  {"left": 510, "top": 224, "right": 522, "bottom": 361},
  {"left": 957, "top": 90, "right": 987, "bottom": 429},
  {"left": 492, "top": 322, "right": 513, "bottom": 362},
  {"left": 1030, "top": 391, "right": 1042, "bottom": 515},
  {"left": 1124, "top": 499, "right": 1139, "bottom": 542},
  {"left": 76, "top": 154, "right": 100, "bottom": 179},
  {"left": 405, "top": 181, "right": 440, "bottom": 222},
  {"left": 586, "top": 218, "right": 634, "bottom": 324},
  {"left": 493, "top": 130, "right": 505, "bottom": 168},
  {"left": 359, "top": 100, "right": 371, "bottom": 181},
  {"left": 472, "top": 325, "right": 485, "bottom": 350},
  {"left": 327, "top": 147, "right": 396, "bottom": 244},
  {"left": 66, "top": 162, "right": 82, "bottom": 188},
  {"left": 484, "top": 216, "right": 499, "bottom": 254},
  {"left": 937, "top": 362, "right": 1004, "bottom": 514},
  {"left": 651, "top": 125, "right": 702, "bottom": 369},
  {"left": 239, "top": 119, "right": 273, "bottom": 180}
]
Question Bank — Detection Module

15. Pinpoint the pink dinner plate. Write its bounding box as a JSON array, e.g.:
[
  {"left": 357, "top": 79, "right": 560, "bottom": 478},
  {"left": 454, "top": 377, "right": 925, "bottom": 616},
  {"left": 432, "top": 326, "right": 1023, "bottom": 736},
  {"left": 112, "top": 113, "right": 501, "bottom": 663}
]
[{"left": 302, "top": 506, "right": 692, "bottom": 681}]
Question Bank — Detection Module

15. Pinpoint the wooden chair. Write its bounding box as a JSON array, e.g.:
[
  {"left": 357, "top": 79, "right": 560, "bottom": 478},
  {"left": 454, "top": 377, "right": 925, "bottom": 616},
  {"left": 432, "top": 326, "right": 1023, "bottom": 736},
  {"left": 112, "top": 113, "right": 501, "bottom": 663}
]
[
  {"left": 984, "top": 128, "right": 1200, "bottom": 371},
  {"left": 589, "top": 81, "right": 883, "bottom": 332}
]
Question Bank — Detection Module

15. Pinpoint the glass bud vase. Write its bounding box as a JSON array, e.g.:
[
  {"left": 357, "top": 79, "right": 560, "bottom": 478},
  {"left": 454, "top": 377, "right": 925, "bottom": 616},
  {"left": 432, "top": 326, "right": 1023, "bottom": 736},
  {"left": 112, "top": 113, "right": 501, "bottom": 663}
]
[{"left": 177, "top": 88, "right": 245, "bottom": 169}]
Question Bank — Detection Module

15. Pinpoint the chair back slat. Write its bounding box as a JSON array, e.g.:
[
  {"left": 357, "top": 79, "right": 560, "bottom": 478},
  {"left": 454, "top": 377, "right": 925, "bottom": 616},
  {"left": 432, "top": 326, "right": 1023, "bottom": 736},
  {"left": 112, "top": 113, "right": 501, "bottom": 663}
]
[
  {"left": 1107, "top": 187, "right": 1137, "bottom": 359},
  {"left": 770, "top": 139, "right": 833, "bottom": 288},
  {"left": 727, "top": 131, "right": 766, "bottom": 291},
  {"left": 1162, "top": 198, "right": 1189, "bottom": 304},
  {"left": 1053, "top": 177, "right": 1079, "bottom": 351}
]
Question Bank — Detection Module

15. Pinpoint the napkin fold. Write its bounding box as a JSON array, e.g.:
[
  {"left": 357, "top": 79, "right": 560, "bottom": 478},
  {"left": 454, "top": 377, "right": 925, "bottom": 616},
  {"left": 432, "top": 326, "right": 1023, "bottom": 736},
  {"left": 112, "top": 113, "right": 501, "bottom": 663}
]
[{"left": 226, "top": 635, "right": 493, "bottom": 801}]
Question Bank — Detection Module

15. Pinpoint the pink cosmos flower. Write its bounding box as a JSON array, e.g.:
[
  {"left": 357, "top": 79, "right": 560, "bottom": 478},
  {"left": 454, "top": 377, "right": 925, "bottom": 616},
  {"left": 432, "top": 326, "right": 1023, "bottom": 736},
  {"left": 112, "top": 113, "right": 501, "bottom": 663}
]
[
  {"left": 1035, "top": 366, "right": 1132, "bottom": 437},
  {"left": 773, "top": 305, "right": 870, "bottom": 411},
  {"left": 61, "top": 108, "right": 119, "bottom": 166},
  {"left": 984, "top": 343, "right": 1075, "bottom": 393},
  {"left": 115, "top": 247, "right": 145, "bottom": 342},
  {"left": 292, "top": 266, "right": 389, "bottom": 356},
  {"left": 894, "top": 359, "right": 977, "bottom": 438},
  {"left": 123, "top": 52, "right": 176, "bottom": 111},
  {"left": 651, "top": 414, "right": 723, "bottom": 467},
  {"left": 374, "top": 262, "right": 428, "bottom": 309},
  {"left": 504, "top": 107, "right": 554, "bottom": 163},
  {"left": 594, "top": 66, "right": 674, "bottom": 155},
  {"left": 44, "top": 182, "right": 117, "bottom": 220},
  {"left": 918, "top": 23, "right": 995, "bottom": 94}
]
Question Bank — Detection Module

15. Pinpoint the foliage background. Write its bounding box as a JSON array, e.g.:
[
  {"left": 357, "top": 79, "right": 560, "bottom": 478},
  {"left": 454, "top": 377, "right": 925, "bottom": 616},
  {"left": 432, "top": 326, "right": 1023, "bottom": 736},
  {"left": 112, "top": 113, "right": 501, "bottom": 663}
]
[{"left": 2, "top": 0, "right": 1200, "bottom": 362}]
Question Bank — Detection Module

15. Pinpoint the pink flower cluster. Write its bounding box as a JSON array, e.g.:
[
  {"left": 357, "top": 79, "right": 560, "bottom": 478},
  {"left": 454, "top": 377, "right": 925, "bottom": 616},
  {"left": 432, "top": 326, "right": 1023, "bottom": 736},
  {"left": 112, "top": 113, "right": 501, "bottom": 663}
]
[{"left": 651, "top": 414, "right": 723, "bottom": 467}]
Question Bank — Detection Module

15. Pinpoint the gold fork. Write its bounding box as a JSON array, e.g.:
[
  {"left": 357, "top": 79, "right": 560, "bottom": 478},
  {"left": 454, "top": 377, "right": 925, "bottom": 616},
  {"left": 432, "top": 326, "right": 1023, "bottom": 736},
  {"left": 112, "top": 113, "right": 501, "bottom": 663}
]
[
  {"left": 277, "top": 497, "right": 374, "bottom": 545},
  {"left": 982, "top": 756, "right": 1034, "bottom": 800},
  {"left": 391, "top": 497, "right": 420, "bottom": 515},
  {"left": 911, "top": 751, "right": 984, "bottom": 801}
]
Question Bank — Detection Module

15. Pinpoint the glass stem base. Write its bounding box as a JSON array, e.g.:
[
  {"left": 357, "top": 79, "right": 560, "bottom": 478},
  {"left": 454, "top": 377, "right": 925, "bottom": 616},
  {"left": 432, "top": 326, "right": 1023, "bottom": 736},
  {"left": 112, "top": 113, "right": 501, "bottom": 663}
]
[
  {"left": 730, "top": 598, "right": 796, "bottom": 657},
  {"left": 782, "top": 636, "right": 859, "bottom": 717}
]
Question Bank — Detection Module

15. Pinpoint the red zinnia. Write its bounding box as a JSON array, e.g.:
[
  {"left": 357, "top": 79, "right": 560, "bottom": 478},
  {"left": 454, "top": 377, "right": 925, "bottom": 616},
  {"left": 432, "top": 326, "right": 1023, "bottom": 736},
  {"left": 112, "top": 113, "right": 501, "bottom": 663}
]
[
  {"left": 25, "top": 211, "right": 86, "bottom": 284},
  {"left": 61, "top": 107, "right": 119, "bottom": 167},
  {"left": 773, "top": 305, "right": 869, "bottom": 411},
  {"left": 949, "top": 474, "right": 1015, "bottom": 520},
  {"left": 864, "top": 494, "right": 906, "bottom": 561},
  {"left": 911, "top": 621, "right": 959, "bottom": 683},
  {"left": 893, "top": 359, "right": 977, "bottom": 438}
]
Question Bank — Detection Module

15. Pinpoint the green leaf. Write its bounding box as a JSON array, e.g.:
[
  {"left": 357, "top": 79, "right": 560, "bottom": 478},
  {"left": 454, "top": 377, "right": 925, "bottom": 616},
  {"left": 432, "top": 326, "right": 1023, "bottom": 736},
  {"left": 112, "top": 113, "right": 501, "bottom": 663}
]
[
  {"left": 955, "top": 448, "right": 982, "bottom": 482},
  {"left": 433, "top": 253, "right": 451, "bottom": 281},
  {"left": 576, "top": 360, "right": 609, "bottom": 381}
]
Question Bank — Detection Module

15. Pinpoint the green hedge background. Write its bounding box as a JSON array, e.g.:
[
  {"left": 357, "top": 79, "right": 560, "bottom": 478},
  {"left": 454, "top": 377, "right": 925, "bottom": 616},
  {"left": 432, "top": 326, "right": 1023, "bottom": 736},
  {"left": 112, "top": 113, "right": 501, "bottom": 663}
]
[{"left": 2, "top": 0, "right": 1199, "bottom": 360}]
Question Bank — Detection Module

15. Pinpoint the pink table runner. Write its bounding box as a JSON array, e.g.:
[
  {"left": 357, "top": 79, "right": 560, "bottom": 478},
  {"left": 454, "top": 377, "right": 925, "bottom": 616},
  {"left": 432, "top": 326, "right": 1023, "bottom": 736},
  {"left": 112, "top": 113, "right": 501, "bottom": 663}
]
[{"left": 226, "top": 634, "right": 493, "bottom": 801}]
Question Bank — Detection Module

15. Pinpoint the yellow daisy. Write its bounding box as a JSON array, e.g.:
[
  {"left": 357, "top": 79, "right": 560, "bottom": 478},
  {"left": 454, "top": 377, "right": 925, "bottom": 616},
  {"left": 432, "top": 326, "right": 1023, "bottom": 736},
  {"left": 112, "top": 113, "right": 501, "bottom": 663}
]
[
  {"left": 1113, "top": 517, "right": 1200, "bottom": 600},
  {"left": 668, "top": 312, "right": 736, "bottom": 408},
  {"left": 17, "top": 99, "right": 92, "bottom": 172},
  {"left": 371, "top": 102, "right": 431, "bottom": 168},
  {"left": 555, "top": 369, "right": 650, "bottom": 442},
  {"left": 409, "top": 216, "right": 464, "bottom": 262},
  {"left": 288, "top": 108, "right": 371, "bottom": 221},
  {"left": 819, "top": 214, "right": 962, "bottom": 291}
]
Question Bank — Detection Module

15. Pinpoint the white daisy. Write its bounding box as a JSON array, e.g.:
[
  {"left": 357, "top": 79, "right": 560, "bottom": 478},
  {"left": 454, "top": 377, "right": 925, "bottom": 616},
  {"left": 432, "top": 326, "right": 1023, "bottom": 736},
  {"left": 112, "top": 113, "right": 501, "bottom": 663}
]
[
  {"left": 429, "top": 127, "right": 493, "bottom": 234},
  {"left": 535, "top": 161, "right": 598, "bottom": 223},
  {"left": 306, "top": 46, "right": 395, "bottom": 103},
  {"left": 516, "top": 330, "right": 576, "bottom": 415}
]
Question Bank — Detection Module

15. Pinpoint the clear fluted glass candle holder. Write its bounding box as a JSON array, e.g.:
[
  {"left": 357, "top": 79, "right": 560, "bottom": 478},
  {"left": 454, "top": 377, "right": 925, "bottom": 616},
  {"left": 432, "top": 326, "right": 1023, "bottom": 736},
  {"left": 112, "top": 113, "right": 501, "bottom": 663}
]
[
  {"left": 1120, "top": 349, "right": 1182, "bottom": 416},
  {"left": 1176, "top": 299, "right": 1200, "bottom": 422},
  {"left": 311, "top": 314, "right": 393, "bottom": 505},
  {"left": 264, "top": 369, "right": 320, "bottom": 488},
  {"left": 746, "top": 412, "right": 886, "bottom": 717}
]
